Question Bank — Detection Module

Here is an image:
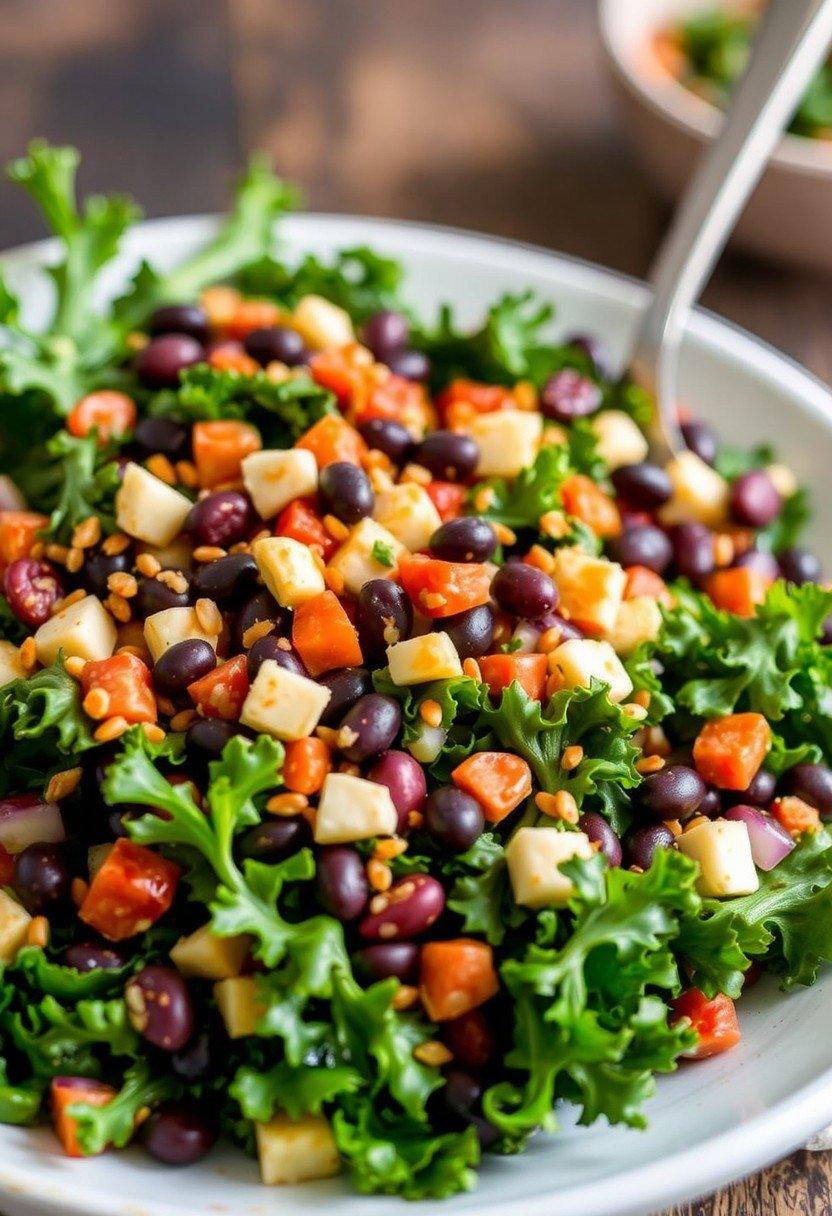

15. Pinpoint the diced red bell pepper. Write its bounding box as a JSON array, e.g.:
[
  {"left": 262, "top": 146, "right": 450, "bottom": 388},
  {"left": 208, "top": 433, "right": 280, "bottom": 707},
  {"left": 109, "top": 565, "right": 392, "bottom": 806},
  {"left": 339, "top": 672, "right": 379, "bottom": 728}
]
[
  {"left": 51, "top": 1076, "right": 117, "bottom": 1157},
  {"left": 670, "top": 989, "right": 741, "bottom": 1060},
  {"left": 398, "top": 554, "right": 492, "bottom": 619},
  {"left": 419, "top": 939, "right": 499, "bottom": 1021},
  {"left": 292, "top": 591, "right": 363, "bottom": 676},
  {"left": 274, "top": 497, "right": 337, "bottom": 559},
  {"left": 478, "top": 653, "right": 548, "bottom": 702},
  {"left": 425, "top": 481, "right": 468, "bottom": 522},
  {"left": 295, "top": 414, "right": 368, "bottom": 468},
  {"left": 451, "top": 752, "right": 532, "bottom": 823},
  {"left": 78, "top": 838, "right": 180, "bottom": 941},
  {"left": 80, "top": 652, "right": 157, "bottom": 724},
  {"left": 435, "top": 379, "right": 513, "bottom": 424},
  {"left": 188, "top": 653, "right": 250, "bottom": 720},
  {"left": 355, "top": 374, "right": 430, "bottom": 434},
  {"left": 693, "top": 713, "right": 771, "bottom": 791}
]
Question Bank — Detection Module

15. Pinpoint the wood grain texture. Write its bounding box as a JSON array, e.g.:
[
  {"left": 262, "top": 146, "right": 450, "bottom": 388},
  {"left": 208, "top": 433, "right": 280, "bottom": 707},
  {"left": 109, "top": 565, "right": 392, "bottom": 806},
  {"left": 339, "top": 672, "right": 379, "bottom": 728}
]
[{"left": 1, "top": 1, "right": 832, "bottom": 1212}]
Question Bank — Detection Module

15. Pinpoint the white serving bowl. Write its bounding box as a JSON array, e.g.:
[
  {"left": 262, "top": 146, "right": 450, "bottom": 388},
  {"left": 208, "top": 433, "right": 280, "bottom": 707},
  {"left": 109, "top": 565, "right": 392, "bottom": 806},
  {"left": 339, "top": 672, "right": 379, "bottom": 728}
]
[
  {"left": 598, "top": 0, "right": 832, "bottom": 270},
  {"left": 2, "top": 213, "right": 832, "bottom": 1216}
]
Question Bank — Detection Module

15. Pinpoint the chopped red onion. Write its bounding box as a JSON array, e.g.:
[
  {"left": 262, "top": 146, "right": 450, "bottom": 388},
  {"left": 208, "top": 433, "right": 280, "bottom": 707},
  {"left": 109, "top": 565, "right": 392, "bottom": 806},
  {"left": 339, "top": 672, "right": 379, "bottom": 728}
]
[
  {"left": 0, "top": 794, "right": 66, "bottom": 854},
  {"left": 724, "top": 804, "right": 794, "bottom": 871}
]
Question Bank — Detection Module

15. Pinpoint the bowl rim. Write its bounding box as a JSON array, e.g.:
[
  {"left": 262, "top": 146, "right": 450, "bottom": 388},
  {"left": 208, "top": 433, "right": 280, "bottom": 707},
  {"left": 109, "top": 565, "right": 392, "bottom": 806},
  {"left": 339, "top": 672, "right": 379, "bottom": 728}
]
[
  {"left": 2, "top": 209, "right": 832, "bottom": 1216},
  {"left": 597, "top": 0, "right": 832, "bottom": 182}
]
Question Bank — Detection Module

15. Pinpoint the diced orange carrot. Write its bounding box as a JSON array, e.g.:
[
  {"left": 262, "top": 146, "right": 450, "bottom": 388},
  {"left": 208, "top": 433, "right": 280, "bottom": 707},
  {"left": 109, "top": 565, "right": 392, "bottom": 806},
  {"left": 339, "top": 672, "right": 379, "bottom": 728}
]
[
  {"left": 80, "top": 653, "right": 156, "bottom": 724},
  {"left": 309, "top": 345, "right": 373, "bottom": 406},
  {"left": 224, "top": 298, "right": 282, "bottom": 340},
  {"left": 478, "top": 653, "right": 548, "bottom": 702},
  {"left": 192, "top": 420, "right": 261, "bottom": 487},
  {"left": 692, "top": 713, "right": 771, "bottom": 790},
  {"left": 771, "top": 795, "right": 821, "bottom": 836},
  {"left": 51, "top": 1077, "right": 117, "bottom": 1157},
  {"left": 451, "top": 752, "right": 532, "bottom": 823},
  {"left": 705, "top": 567, "right": 770, "bottom": 617},
  {"left": 420, "top": 939, "right": 499, "bottom": 1022},
  {"left": 67, "top": 391, "right": 136, "bottom": 444},
  {"left": 398, "top": 554, "right": 492, "bottom": 619},
  {"left": 0, "top": 510, "right": 48, "bottom": 571},
  {"left": 561, "top": 474, "right": 622, "bottom": 538},
  {"left": 425, "top": 481, "right": 467, "bottom": 522},
  {"left": 283, "top": 736, "right": 332, "bottom": 796},
  {"left": 670, "top": 989, "right": 741, "bottom": 1060},
  {"left": 274, "top": 498, "right": 337, "bottom": 559},
  {"left": 295, "top": 414, "right": 368, "bottom": 468},
  {"left": 187, "top": 654, "right": 250, "bottom": 720},
  {"left": 624, "top": 564, "right": 673, "bottom": 606},
  {"left": 206, "top": 342, "right": 260, "bottom": 375},
  {"left": 291, "top": 590, "right": 363, "bottom": 676}
]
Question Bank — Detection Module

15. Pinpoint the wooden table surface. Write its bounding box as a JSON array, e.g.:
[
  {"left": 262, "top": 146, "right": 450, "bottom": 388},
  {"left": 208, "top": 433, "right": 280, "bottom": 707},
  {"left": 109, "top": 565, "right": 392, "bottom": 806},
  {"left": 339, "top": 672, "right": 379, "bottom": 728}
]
[{"left": 1, "top": 1, "right": 831, "bottom": 1212}]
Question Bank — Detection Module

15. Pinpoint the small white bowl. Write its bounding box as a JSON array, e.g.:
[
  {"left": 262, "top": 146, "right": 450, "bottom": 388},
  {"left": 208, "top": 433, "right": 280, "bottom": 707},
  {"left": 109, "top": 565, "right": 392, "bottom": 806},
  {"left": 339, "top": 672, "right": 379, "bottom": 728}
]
[{"left": 598, "top": 0, "right": 832, "bottom": 269}]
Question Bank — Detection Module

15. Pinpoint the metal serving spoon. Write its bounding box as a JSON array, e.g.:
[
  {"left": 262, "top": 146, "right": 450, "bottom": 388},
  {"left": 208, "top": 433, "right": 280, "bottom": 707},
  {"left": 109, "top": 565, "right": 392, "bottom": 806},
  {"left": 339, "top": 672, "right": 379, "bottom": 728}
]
[{"left": 628, "top": 0, "right": 832, "bottom": 463}]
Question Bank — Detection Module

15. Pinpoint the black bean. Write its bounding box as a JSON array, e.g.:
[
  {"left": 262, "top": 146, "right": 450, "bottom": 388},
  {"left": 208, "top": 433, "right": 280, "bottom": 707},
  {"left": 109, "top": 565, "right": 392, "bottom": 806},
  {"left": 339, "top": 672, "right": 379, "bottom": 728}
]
[
  {"left": 356, "top": 578, "right": 413, "bottom": 659},
  {"left": 136, "top": 334, "right": 204, "bottom": 388},
  {"left": 239, "top": 816, "right": 311, "bottom": 862},
  {"left": 785, "top": 762, "right": 832, "bottom": 816},
  {"left": 142, "top": 1102, "right": 217, "bottom": 1166},
  {"left": 353, "top": 942, "right": 419, "bottom": 983},
  {"left": 680, "top": 419, "right": 718, "bottom": 466},
  {"left": 730, "top": 470, "right": 782, "bottom": 528},
  {"left": 185, "top": 718, "right": 242, "bottom": 758},
  {"left": 424, "top": 786, "right": 484, "bottom": 853},
  {"left": 361, "top": 311, "right": 410, "bottom": 360},
  {"left": 733, "top": 548, "right": 780, "bottom": 582},
  {"left": 610, "top": 462, "right": 673, "bottom": 510},
  {"left": 727, "top": 769, "right": 776, "bottom": 809},
  {"left": 186, "top": 490, "right": 255, "bottom": 549},
  {"left": 171, "top": 1030, "right": 213, "bottom": 1082},
  {"left": 441, "top": 603, "right": 495, "bottom": 660},
  {"left": 243, "top": 325, "right": 308, "bottom": 367},
  {"left": 246, "top": 636, "right": 306, "bottom": 681},
  {"left": 135, "top": 573, "right": 191, "bottom": 618},
  {"left": 234, "top": 589, "right": 287, "bottom": 650},
  {"left": 192, "top": 553, "right": 259, "bottom": 603},
  {"left": 429, "top": 518, "right": 497, "bottom": 563},
  {"left": 357, "top": 418, "right": 414, "bottom": 464},
  {"left": 153, "top": 640, "right": 216, "bottom": 698},
  {"left": 639, "top": 764, "right": 706, "bottom": 821},
  {"left": 147, "top": 304, "right": 209, "bottom": 344},
  {"left": 578, "top": 811, "right": 622, "bottom": 866},
  {"left": 672, "top": 522, "right": 715, "bottom": 579},
  {"left": 385, "top": 348, "right": 431, "bottom": 381},
  {"left": 339, "top": 694, "right": 402, "bottom": 761},
  {"left": 608, "top": 525, "right": 672, "bottom": 574},
  {"left": 13, "top": 843, "right": 70, "bottom": 912},
  {"left": 319, "top": 462, "right": 374, "bottom": 525},
  {"left": 491, "top": 562, "right": 557, "bottom": 619},
  {"left": 318, "top": 667, "right": 373, "bottom": 726},
  {"left": 625, "top": 823, "right": 675, "bottom": 869},
  {"left": 82, "top": 546, "right": 134, "bottom": 599},
  {"left": 367, "top": 750, "right": 427, "bottom": 832},
  {"left": 416, "top": 431, "right": 479, "bottom": 482},
  {"left": 125, "top": 966, "right": 195, "bottom": 1052},
  {"left": 63, "top": 942, "right": 126, "bottom": 972},
  {"left": 315, "top": 846, "right": 369, "bottom": 921},
  {"left": 133, "top": 417, "right": 191, "bottom": 462}
]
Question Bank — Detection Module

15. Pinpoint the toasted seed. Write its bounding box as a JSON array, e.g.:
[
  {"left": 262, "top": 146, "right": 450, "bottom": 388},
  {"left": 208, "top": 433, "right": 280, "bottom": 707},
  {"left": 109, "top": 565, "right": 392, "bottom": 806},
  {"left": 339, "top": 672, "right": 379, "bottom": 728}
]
[
  {"left": 413, "top": 1040, "right": 454, "bottom": 1067},
  {"left": 72, "top": 517, "right": 101, "bottom": 550},
  {"left": 45, "top": 767, "right": 83, "bottom": 802},
  {"left": 20, "top": 637, "right": 38, "bottom": 671},
  {"left": 560, "top": 745, "right": 584, "bottom": 772},
  {"left": 94, "top": 716, "right": 131, "bottom": 743},
  {"left": 107, "top": 571, "right": 138, "bottom": 598},
  {"left": 26, "top": 916, "right": 50, "bottom": 948},
  {"left": 419, "top": 699, "right": 443, "bottom": 729},
  {"left": 266, "top": 792, "right": 309, "bottom": 816},
  {"left": 83, "top": 688, "right": 112, "bottom": 720},
  {"left": 146, "top": 454, "right": 177, "bottom": 485},
  {"left": 367, "top": 859, "right": 393, "bottom": 893},
  {"left": 135, "top": 552, "right": 162, "bottom": 578}
]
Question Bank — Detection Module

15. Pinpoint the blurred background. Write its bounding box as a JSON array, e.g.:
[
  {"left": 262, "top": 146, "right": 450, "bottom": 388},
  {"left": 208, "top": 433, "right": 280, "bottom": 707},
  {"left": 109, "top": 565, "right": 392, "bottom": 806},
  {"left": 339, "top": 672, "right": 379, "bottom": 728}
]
[{"left": 1, "top": 0, "right": 831, "bottom": 376}]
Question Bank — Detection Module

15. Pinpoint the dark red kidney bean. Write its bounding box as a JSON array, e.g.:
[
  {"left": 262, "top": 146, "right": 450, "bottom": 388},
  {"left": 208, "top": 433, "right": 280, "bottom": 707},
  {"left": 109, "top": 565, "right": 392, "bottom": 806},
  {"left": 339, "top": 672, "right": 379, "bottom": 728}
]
[
  {"left": 438, "top": 1070, "right": 500, "bottom": 1149},
  {"left": 154, "top": 639, "right": 216, "bottom": 698},
  {"left": 729, "top": 469, "right": 782, "bottom": 528},
  {"left": 779, "top": 546, "right": 822, "bottom": 586},
  {"left": 540, "top": 369, "right": 601, "bottom": 421},
  {"left": 136, "top": 334, "right": 204, "bottom": 388},
  {"left": 385, "top": 348, "right": 431, "bottom": 382},
  {"left": 239, "top": 816, "right": 311, "bottom": 862},
  {"left": 185, "top": 718, "right": 242, "bottom": 758},
  {"left": 367, "top": 750, "right": 427, "bottom": 833},
  {"left": 357, "top": 418, "right": 413, "bottom": 465},
  {"left": 638, "top": 764, "right": 706, "bottom": 820},
  {"left": 246, "top": 636, "right": 306, "bottom": 681},
  {"left": 142, "top": 1101, "right": 217, "bottom": 1166},
  {"left": 148, "top": 304, "right": 209, "bottom": 344},
  {"left": 234, "top": 589, "right": 287, "bottom": 650},
  {"left": 63, "top": 942, "right": 126, "bottom": 972},
  {"left": 3, "top": 559, "right": 64, "bottom": 628},
  {"left": 610, "top": 462, "right": 673, "bottom": 510},
  {"left": 443, "top": 1008, "right": 495, "bottom": 1069},
  {"left": 186, "top": 490, "right": 255, "bottom": 549},
  {"left": 82, "top": 545, "right": 133, "bottom": 598},
  {"left": 671, "top": 522, "right": 715, "bottom": 580},
  {"left": 565, "top": 331, "right": 609, "bottom": 377},
  {"left": 733, "top": 548, "right": 780, "bottom": 582},
  {"left": 680, "top": 418, "right": 718, "bottom": 466},
  {"left": 13, "top": 843, "right": 70, "bottom": 912},
  {"left": 354, "top": 942, "right": 420, "bottom": 983},
  {"left": 491, "top": 562, "right": 557, "bottom": 619},
  {"left": 785, "top": 762, "right": 832, "bottom": 815},
  {"left": 608, "top": 525, "right": 673, "bottom": 574},
  {"left": 125, "top": 966, "right": 195, "bottom": 1052},
  {"left": 358, "top": 873, "right": 445, "bottom": 940},
  {"left": 171, "top": 1029, "right": 213, "bottom": 1081},
  {"left": 533, "top": 609, "right": 583, "bottom": 641},
  {"left": 133, "top": 416, "right": 191, "bottom": 462},
  {"left": 356, "top": 578, "right": 413, "bottom": 659},
  {"left": 578, "top": 811, "right": 622, "bottom": 866},
  {"left": 243, "top": 325, "right": 308, "bottom": 367},
  {"left": 697, "top": 787, "right": 722, "bottom": 818},
  {"left": 192, "top": 553, "right": 258, "bottom": 603},
  {"left": 441, "top": 603, "right": 495, "bottom": 660},
  {"left": 429, "top": 518, "right": 497, "bottom": 563},
  {"left": 361, "top": 310, "right": 410, "bottom": 360},
  {"left": 315, "top": 846, "right": 369, "bottom": 921},
  {"left": 135, "top": 572, "right": 191, "bottom": 617},
  {"left": 724, "top": 769, "right": 776, "bottom": 809},
  {"left": 424, "top": 787, "right": 483, "bottom": 852},
  {"left": 319, "top": 462, "right": 374, "bottom": 525},
  {"left": 339, "top": 694, "right": 402, "bottom": 762},
  {"left": 625, "top": 823, "right": 675, "bottom": 869},
  {"left": 318, "top": 666, "right": 372, "bottom": 725},
  {"left": 416, "top": 431, "right": 479, "bottom": 482}
]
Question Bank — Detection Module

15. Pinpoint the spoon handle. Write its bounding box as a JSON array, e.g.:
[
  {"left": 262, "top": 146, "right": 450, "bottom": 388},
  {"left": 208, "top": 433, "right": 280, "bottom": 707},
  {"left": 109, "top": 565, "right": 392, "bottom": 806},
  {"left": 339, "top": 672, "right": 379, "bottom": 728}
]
[{"left": 630, "top": 0, "right": 832, "bottom": 461}]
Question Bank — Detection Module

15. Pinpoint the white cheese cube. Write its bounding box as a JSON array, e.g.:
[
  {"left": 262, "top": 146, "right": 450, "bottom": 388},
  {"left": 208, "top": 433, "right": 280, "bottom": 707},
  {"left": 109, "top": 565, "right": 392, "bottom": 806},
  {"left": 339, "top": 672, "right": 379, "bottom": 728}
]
[
  {"left": 240, "top": 659, "right": 331, "bottom": 741},
  {"left": 252, "top": 536, "right": 325, "bottom": 608},
  {"left": 314, "top": 772, "right": 398, "bottom": 844},
  {"left": 386, "top": 632, "right": 463, "bottom": 685},
  {"left": 659, "top": 451, "right": 729, "bottom": 528},
  {"left": 255, "top": 1113, "right": 340, "bottom": 1185},
  {"left": 468, "top": 410, "right": 543, "bottom": 478},
  {"left": 373, "top": 483, "right": 442, "bottom": 553},
  {"left": 591, "top": 410, "right": 649, "bottom": 470},
  {"left": 676, "top": 819, "right": 759, "bottom": 898},
  {"left": 606, "top": 596, "right": 662, "bottom": 657},
  {"left": 242, "top": 449, "right": 318, "bottom": 521},
  {"left": 292, "top": 294, "right": 354, "bottom": 350},
  {"left": 35, "top": 594, "right": 117, "bottom": 666},
  {"left": 170, "top": 924, "right": 251, "bottom": 980},
  {"left": 0, "top": 890, "right": 30, "bottom": 963},
  {"left": 550, "top": 548, "right": 625, "bottom": 634},
  {"left": 0, "top": 641, "right": 26, "bottom": 687},
  {"left": 214, "top": 976, "right": 266, "bottom": 1038},
  {"left": 115, "top": 462, "right": 192, "bottom": 547},
  {"left": 143, "top": 606, "right": 219, "bottom": 662},
  {"left": 551, "top": 638, "right": 633, "bottom": 702},
  {"left": 329, "top": 519, "right": 406, "bottom": 596},
  {"left": 506, "top": 827, "right": 592, "bottom": 909}
]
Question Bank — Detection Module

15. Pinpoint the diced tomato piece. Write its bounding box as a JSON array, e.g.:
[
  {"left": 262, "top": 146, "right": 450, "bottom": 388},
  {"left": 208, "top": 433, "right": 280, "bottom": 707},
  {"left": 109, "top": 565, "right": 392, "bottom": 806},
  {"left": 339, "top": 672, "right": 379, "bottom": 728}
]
[
  {"left": 420, "top": 939, "right": 499, "bottom": 1022},
  {"left": 274, "top": 498, "right": 337, "bottom": 559},
  {"left": 442, "top": 1008, "right": 495, "bottom": 1068},
  {"left": 78, "top": 838, "right": 180, "bottom": 941},
  {"left": 292, "top": 590, "right": 363, "bottom": 676},
  {"left": 51, "top": 1077, "right": 117, "bottom": 1157},
  {"left": 624, "top": 564, "right": 673, "bottom": 606},
  {"left": 224, "top": 298, "right": 282, "bottom": 340},
  {"left": 80, "top": 652, "right": 157, "bottom": 724},
  {"left": 561, "top": 474, "right": 622, "bottom": 538},
  {"left": 187, "top": 654, "right": 249, "bottom": 720},
  {"left": 705, "top": 568, "right": 770, "bottom": 617},
  {"left": 0, "top": 511, "right": 48, "bottom": 572},
  {"left": 771, "top": 795, "right": 821, "bottom": 836},
  {"left": 356, "top": 374, "right": 430, "bottom": 435},
  {"left": 0, "top": 843, "right": 13, "bottom": 886},
  {"left": 451, "top": 752, "right": 532, "bottom": 823},
  {"left": 478, "top": 653, "right": 548, "bottom": 702},
  {"left": 296, "top": 414, "right": 368, "bottom": 468},
  {"left": 425, "top": 481, "right": 467, "bottom": 522},
  {"left": 398, "top": 554, "right": 492, "bottom": 619},
  {"left": 693, "top": 713, "right": 771, "bottom": 790},
  {"left": 192, "top": 420, "right": 261, "bottom": 488},
  {"left": 670, "top": 989, "right": 741, "bottom": 1060},
  {"left": 435, "top": 379, "right": 513, "bottom": 423},
  {"left": 308, "top": 345, "right": 372, "bottom": 406},
  {"left": 206, "top": 342, "right": 260, "bottom": 375},
  {"left": 67, "top": 391, "right": 136, "bottom": 445},
  {"left": 283, "top": 736, "right": 332, "bottom": 796}
]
